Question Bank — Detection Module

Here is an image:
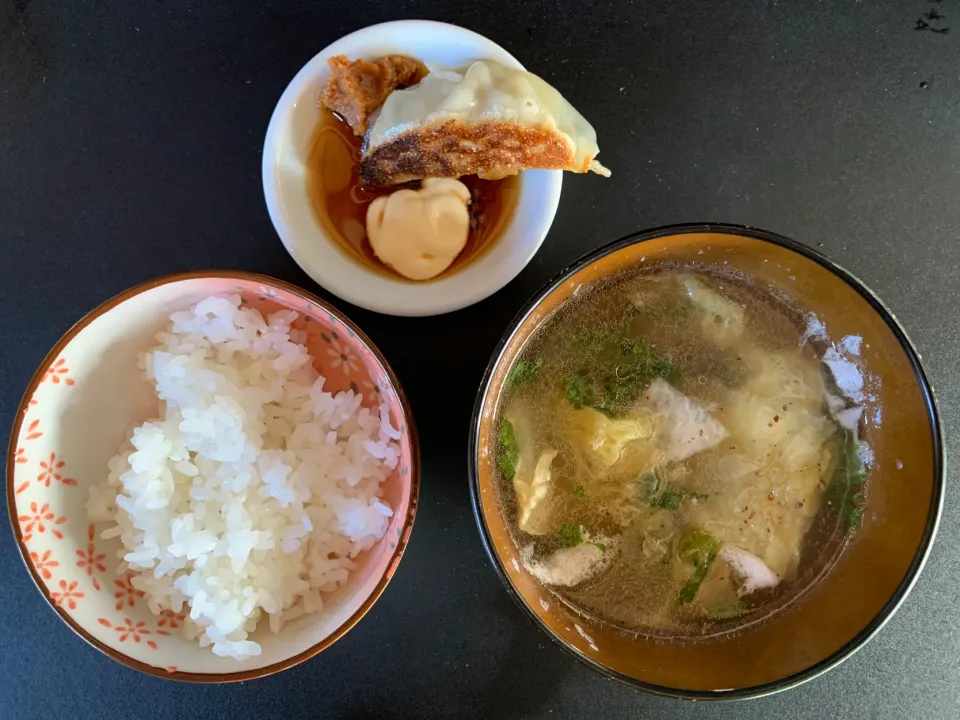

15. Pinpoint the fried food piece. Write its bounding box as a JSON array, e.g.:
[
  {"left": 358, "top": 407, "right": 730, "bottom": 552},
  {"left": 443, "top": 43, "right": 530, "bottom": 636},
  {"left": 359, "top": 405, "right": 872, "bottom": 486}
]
[
  {"left": 360, "top": 120, "right": 590, "bottom": 186},
  {"left": 359, "top": 60, "right": 609, "bottom": 186},
  {"left": 320, "top": 55, "right": 429, "bottom": 136}
]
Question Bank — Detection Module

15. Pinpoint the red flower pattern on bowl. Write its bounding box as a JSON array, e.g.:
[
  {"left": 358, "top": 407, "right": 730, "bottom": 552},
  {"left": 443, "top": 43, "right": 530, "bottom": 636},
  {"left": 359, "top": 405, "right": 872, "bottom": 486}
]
[{"left": 7, "top": 272, "right": 418, "bottom": 682}]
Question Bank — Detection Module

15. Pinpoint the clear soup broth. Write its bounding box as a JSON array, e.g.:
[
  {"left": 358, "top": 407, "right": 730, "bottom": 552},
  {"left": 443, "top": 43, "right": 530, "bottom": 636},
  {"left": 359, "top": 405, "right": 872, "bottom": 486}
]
[{"left": 493, "top": 264, "right": 868, "bottom": 639}]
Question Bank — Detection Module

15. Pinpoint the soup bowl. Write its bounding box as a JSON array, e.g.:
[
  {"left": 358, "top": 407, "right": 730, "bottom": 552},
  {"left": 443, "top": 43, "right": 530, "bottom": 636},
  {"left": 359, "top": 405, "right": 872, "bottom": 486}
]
[
  {"left": 469, "top": 224, "right": 944, "bottom": 699},
  {"left": 7, "top": 271, "right": 419, "bottom": 681}
]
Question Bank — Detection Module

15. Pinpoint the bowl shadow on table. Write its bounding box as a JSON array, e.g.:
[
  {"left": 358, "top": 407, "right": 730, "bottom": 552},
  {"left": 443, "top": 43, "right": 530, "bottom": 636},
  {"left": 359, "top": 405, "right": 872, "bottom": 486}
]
[
  {"left": 459, "top": 591, "right": 578, "bottom": 720},
  {"left": 337, "top": 591, "right": 577, "bottom": 720},
  {"left": 0, "top": 0, "right": 52, "bottom": 114}
]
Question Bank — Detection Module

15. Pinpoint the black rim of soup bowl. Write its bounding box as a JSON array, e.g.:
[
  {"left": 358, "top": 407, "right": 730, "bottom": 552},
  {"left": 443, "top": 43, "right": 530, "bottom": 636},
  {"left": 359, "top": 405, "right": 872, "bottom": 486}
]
[{"left": 467, "top": 222, "right": 945, "bottom": 701}]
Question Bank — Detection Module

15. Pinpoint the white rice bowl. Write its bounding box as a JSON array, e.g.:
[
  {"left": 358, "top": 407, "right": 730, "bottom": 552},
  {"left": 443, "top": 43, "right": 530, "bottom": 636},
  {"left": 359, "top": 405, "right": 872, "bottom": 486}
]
[{"left": 86, "top": 295, "right": 401, "bottom": 661}]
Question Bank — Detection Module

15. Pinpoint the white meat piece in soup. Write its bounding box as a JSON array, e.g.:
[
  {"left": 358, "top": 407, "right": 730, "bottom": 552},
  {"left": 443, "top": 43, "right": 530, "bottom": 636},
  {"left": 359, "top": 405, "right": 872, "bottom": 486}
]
[
  {"left": 719, "top": 544, "right": 781, "bottom": 595},
  {"left": 645, "top": 379, "right": 728, "bottom": 463},
  {"left": 522, "top": 536, "right": 617, "bottom": 588}
]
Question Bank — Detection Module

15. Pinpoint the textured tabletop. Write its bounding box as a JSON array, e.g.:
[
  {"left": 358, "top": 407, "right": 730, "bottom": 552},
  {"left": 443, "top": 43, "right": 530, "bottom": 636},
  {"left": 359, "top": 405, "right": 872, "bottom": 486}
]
[{"left": 1, "top": 1, "right": 957, "bottom": 718}]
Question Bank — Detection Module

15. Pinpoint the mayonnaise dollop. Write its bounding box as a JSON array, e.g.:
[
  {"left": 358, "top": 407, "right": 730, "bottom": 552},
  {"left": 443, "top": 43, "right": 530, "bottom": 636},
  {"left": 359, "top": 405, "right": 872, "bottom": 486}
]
[{"left": 366, "top": 178, "right": 471, "bottom": 281}]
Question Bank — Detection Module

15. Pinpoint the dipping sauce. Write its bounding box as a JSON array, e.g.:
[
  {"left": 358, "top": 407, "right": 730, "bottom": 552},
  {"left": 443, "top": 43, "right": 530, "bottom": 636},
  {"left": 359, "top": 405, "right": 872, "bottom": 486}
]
[{"left": 306, "top": 109, "right": 519, "bottom": 281}]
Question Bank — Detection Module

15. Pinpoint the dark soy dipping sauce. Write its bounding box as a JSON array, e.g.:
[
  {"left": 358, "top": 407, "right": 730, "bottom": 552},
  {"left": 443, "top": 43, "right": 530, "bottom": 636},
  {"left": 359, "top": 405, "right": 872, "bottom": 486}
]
[{"left": 306, "top": 110, "right": 519, "bottom": 282}]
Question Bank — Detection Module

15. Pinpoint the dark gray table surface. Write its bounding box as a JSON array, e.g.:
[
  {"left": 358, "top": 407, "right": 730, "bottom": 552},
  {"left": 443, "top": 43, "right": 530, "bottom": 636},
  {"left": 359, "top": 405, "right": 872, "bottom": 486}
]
[{"left": 2, "top": 1, "right": 957, "bottom": 718}]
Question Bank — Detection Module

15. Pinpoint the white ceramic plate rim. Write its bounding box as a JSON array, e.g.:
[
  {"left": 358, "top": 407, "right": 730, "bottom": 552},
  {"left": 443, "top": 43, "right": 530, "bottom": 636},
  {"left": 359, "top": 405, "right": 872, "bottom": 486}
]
[{"left": 261, "top": 20, "right": 563, "bottom": 317}]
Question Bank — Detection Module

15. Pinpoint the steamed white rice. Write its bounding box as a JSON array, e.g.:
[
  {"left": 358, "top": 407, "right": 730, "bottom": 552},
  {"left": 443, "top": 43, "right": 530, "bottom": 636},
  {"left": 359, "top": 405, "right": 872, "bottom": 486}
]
[{"left": 86, "top": 295, "right": 400, "bottom": 660}]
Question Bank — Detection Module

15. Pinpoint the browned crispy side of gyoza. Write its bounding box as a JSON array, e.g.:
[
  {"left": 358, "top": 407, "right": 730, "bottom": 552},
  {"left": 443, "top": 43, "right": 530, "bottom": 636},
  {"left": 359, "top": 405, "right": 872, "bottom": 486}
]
[
  {"left": 321, "top": 55, "right": 429, "bottom": 136},
  {"left": 359, "top": 119, "right": 591, "bottom": 186}
]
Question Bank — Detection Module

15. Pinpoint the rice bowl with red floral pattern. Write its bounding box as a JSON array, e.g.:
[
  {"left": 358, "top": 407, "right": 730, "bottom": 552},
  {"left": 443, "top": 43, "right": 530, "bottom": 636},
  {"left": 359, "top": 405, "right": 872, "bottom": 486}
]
[{"left": 6, "top": 272, "right": 419, "bottom": 681}]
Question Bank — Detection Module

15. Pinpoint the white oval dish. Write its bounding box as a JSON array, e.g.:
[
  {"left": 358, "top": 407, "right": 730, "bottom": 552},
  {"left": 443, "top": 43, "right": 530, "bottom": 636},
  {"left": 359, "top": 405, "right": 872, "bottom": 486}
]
[{"left": 262, "top": 20, "right": 563, "bottom": 317}]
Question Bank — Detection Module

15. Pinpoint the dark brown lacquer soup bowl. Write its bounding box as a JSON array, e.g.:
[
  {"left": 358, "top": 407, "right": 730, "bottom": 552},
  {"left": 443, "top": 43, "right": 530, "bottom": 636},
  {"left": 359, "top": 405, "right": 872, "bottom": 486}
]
[{"left": 469, "top": 224, "right": 944, "bottom": 700}]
